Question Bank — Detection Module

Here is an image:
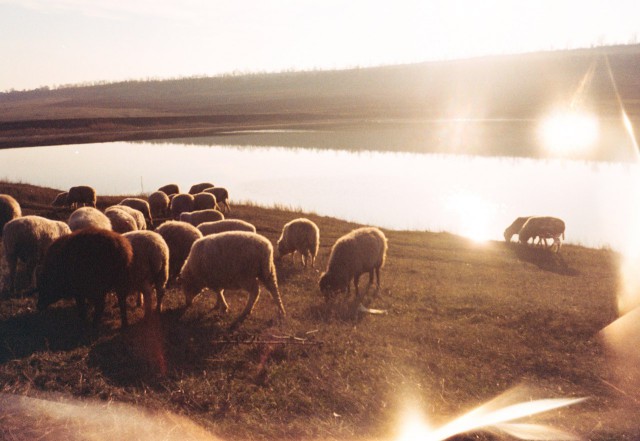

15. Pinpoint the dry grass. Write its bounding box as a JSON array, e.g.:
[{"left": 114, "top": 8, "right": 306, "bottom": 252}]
[{"left": 0, "top": 181, "right": 638, "bottom": 440}]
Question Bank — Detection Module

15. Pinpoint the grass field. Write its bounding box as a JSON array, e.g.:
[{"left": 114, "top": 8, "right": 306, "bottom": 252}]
[{"left": 0, "top": 181, "right": 638, "bottom": 440}]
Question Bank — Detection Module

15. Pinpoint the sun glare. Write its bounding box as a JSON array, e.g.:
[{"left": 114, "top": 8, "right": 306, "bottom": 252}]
[
  {"left": 539, "top": 111, "right": 600, "bottom": 156},
  {"left": 445, "top": 192, "right": 495, "bottom": 243}
]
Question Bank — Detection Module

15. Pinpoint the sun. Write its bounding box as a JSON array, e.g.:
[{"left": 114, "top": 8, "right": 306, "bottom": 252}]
[{"left": 539, "top": 110, "right": 600, "bottom": 156}]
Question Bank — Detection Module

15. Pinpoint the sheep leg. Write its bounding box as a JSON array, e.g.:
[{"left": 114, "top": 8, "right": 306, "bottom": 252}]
[
  {"left": 155, "top": 284, "right": 165, "bottom": 313},
  {"left": 93, "top": 295, "right": 107, "bottom": 328},
  {"left": 116, "top": 290, "right": 128, "bottom": 328},
  {"left": 229, "top": 281, "right": 260, "bottom": 330},
  {"left": 213, "top": 289, "right": 230, "bottom": 313},
  {"left": 141, "top": 282, "right": 153, "bottom": 317}
]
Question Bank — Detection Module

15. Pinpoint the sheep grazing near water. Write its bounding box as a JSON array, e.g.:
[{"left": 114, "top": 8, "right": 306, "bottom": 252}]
[
  {"left": 68, "top": 207, "right": 112, "bottom": 232},
  {"left": 197, "top": 219, "right": 256, "bottom": 236},
  {"left": 154, "top": 220, "right": 203, "bottom": 281},
  {"left": 276, "top": 218, "right": 319, "bottom": 268},
  {"left": 51, "top": 192, "right": 69, "bottom": 208},
  {"left": 36, "top": 228, "right": 134, "bottom": 328},
  {"left": 204, "top": 187, "right": 230, "bottom": 213},
  {"left": 179, "top": 231, "right": 286, "bottom": 329},
  {"left": 170, "top": 193, "right": 195, "bottom": 219},
  {"left": 518, "top": 216, "right": 566, "bottom": 252},
  {"left": 179, "top": 209, "right": 224, "bottom": 226},
  {"left": 67, "top": 185, "right": 96, "bottom": 209},
  {"left": 123, "top": 230, "right": 169, "bottom": 314},
  {"left": 189, "top": 182, "right": 215, "bottom": 195},
  {"left": 193, "top": 192, "right": 218, "bottom": 211},
  {"left": 0, "top": 194, "right": 21, "bottom": 235},
  {"left": 158, "top": 184, "right": 180, "bottom": 196},
  {"left": 319, "top": 227, "right": 388, "bottom": 306},
  {"left": 2, "top": 216, "right": 71, "bottom": 295},
  {"left": 104, "top": 206, "right": 138, "bottom": 234},
  {"left": 107, "top": 205, "right": 146, "bottom": 230},
  {"left": 504, "top": 216, "right": 532, "bottom": 242},
  {"left": 148, "top": 191, "right": 170, "bottom": 219},
  {"left": 119, "top": 198, "right": 153, "bottom": 227}
]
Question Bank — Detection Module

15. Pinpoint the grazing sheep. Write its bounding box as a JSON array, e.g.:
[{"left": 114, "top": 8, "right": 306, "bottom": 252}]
[
  {"left": 107, "top": 205, "right": 146, "bottom": 230},
  {"left": 276, "top": 218, "right": 320, "bottom": 268},
  {"left": 197, "top": 219, "right": 256, "bottom": 236},
  {"left": 179, "top": 231, "right": 286, "bottom": 329},
  {"left": 189, "top": 182, "right": 215, "bottom": 194},
  {"left": 0, "top": 194, "right": 21, "bottom": 235},
  {"left": 158, "top": 184, "right": 180, "bottom": 196},
  {"left": 123, "top": 230, "right": 169, "bottom": 314},
  {"left": 119, "top": 198, "right": 153, "bottom": 227},
  {"left": 518, "top": 216, "right": 566, "bottom": 252},
  {"left": 204, "top": 187, "right": 230, "bottom": 213},
  {"left": 154, "top": 220, "right": 203, "bottom": 281},
  {"left": 67, "top": 185, "right": 96, "bottom": 209},
  {"left": 319, "top": 227, "right": 388, "bottom": 306},
  {"left": 170, "top": 193, "right": 195, "bottom": 219},
  {"left": 36, "top": 228, "right": 134, "bottom": 328},
  {"left": 148, "top": 191, "right": 170, "bottom": 220},
  {"left": 68, "top": 207, "right": 112, "bottom": 232},
  {"left": 51, "top": 192, "right": 68, "bottom": 208},
  {"left": 105, "top": 206, "right": 138, "bottom": 234},
  {"left": 504, "top": 216, "right": 532, "bottom": 242},
  {"left": 2, "top": 216, "right": 71, "bottom": 295},
  {"left": 193, "top": 192, "right": 218, "bottom": 211},
  {"left": 179, "top": 209, "right": 224, "bottom": 226}
]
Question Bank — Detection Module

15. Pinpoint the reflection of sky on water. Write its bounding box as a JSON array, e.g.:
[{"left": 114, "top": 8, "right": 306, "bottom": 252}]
[{"left": 1, "top": 141, "right": 639, "bottom": 251}]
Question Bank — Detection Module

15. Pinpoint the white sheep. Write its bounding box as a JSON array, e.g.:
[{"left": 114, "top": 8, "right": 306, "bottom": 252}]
[
  {"left": 179, "top": 231, "right": 286, "bottom": 329},
  {"left": 154, "top": 220, "right": 203, "bottom": 281},
  {"left": 148, "top": 191, "right": 170, "bottom": 219},
  {"left": 105, "top": 206, "right": 138, "bottom": 233},
  {"left": 179, "top": 209, "right": 224, "bottom": 226},
  {"left": 193, "top": 192, "right": 218, "bottom": 211},
  {"left": 197, "top": 219, "right": 256, "bottom": 236},
  {"left": 119, "top": 198, "right": 153, "bottom": 226},
  {"left": 276, "top": 218, "right": 320, "bottom": 268},
  {"left": 170, "top": 193, "right": 195, "bottom": 219},
  {"left": 68, "top": 207, "right": 112, "bottom": 232},
  {"left": 122, "top": 230, "right": 169, "bottom": 314},
  {"left": 0, "top": 194, "right": 21, "bottom": 235},
  {"left": 107, "top": 205, "right": 147, "bottom": 230},
  {"left": 319, "top": 227, "right": 388, "bottom": 305},
  {"left": 67, "top": 185, "right": 96, "bottom": 209},
  {"left": 2, "top": 215, "right": 71, "bottom": 295},
  {"left": 518, "top": 216, "right": 566, "bottom": 252}
]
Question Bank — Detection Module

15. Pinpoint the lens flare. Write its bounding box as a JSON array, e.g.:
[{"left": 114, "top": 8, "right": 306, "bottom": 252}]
[
  {"left": 445, "top": 192, "right": 496, "bottom": 243},
  {"left": 539, "top": 111, "right": 599, "bottom": 156}
]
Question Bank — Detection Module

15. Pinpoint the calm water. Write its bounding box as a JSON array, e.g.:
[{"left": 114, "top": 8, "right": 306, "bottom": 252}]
[{"left": 1, "top": 128, "right": 639, "bottom": 252}]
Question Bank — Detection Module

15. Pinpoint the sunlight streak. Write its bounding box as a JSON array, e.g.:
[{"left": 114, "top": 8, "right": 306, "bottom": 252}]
[{"left": 445, "top": 192, "right": 496, "bottom": 243}]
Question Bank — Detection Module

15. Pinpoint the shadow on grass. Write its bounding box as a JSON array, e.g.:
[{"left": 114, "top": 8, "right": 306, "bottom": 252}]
[{"left": 511, "top": 244, "right": 580, "bottom": 275}]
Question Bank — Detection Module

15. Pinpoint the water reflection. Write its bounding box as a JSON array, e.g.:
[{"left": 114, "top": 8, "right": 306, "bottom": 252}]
[{"left": 1, "top": 140, "right": 638, "bottom": 252}]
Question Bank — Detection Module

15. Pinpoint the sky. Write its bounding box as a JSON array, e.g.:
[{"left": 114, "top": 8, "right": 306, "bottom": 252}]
[{"left": 1, "top": 0, "right": 639, "bottom": 92}]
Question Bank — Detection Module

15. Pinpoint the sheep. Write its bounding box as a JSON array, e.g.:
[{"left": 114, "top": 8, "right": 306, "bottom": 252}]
[
  {"left": 119, "top": 198, "right": 153, "bottom": 227},
  {"left": 276, "top": 218, "right": 319, "bottom": 268},
  {"left": 148, "top": 190, "right": 170, "bottom": 219},
  {"left": 107, "top": 205, "right": 146, "bottom": 230},
  {"left": 158, "top": 184, "right": 180, "bottom": 196},
  {"left": 51, "top": 191, "right": 69, "bottom": 208},
  {"left": 122, "top": 230, "right": 169, "bottom": 314},
  {"left": 179, "top": 209, "right": 224, "bottom": 226},
  {"left": 504, "top": 216, "right": 531, "bottom": 242},
  {"left": 197, "top": 219, "right": 256, "bottom": 236},
  {"left": 204, "top": 187, "right": 230, "bottom": 213},
  {"left": 67, "top": 185, "right": 96, "bottom": 209},
  {"left": 179, "top": 231, "right": 286, "bottom": 329},
  {"left": 154, "top": 220, "right": 203, "bottom": 281},
  {"left": 0, "top": 194, "right": 21, "bottom": 235},
  {"left": 36, "top": 228, "right": 134, "bottom": 328},
  {"left": 68, "top": 207, "right": 112, "bottom": 232},
  {"left": 2, "top": 216, "right": 71, "bottom": 295},
  {"left": 193, "top": 192, "right": 218, "bottom": 211},
  {"left": 104, "top": 206, "right": 138, "bottom": 234},
  {"left": 170, "top": 193, "right": 194, "bottom": 219},
  {"left": 319, "top": 227, "right": 388, "bottom": 306},
  {"left": 189, "top": 182, "right": 215, "bottom": 194},
  {"left": 518, "top": 216, "right": 566, "bottom": 252}
]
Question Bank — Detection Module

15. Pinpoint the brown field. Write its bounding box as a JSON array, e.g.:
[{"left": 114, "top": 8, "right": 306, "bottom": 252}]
[{"left": 0, "top": 181, "right": 638, "bottom": 440}]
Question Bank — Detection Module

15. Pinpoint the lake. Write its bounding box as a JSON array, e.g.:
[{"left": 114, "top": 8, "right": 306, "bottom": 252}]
[{"left": 1, "top": 122, "right": 639, "bottom": 253}]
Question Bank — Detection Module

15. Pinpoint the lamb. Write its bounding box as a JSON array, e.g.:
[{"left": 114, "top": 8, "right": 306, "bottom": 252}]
[
  {"left": 276, "top": 218, "right": 320, "bottom": 268},
  {"left": 2, "top": 216, "right": 71, "bottom": 295},
  {"left": 319, "top": 227, "right": 388, "bottom": 306},
  {"left": 193, "top": 192, "right": 218, "bottom": 211},
  {"left": 119, "top": 198, "right": 153, "bottom": 227},
  {"left": 107, "top": 205, "right": 146, "bottom": 230},
  {"left": 197, "top": 219, "right": 256, "bottom": 236},
  {"left": 36, "top": 228, "right": 134, "bottom": 328},
  {"left": 158, "top": 184, "right": 180, "bottom": 196},
  {"left": 122, "top": 230, "right": 169, "bottom": 314},
  {"left": 51, "top": 192, "right": 69, "bottom": 208},
  {"left": 67, "top": 185, "right": 96, "bottom": 209},
  {"left": 0, "top": 194, "right": 21, "bottom": 235},
  {"left": 189, "top": 182, "right": 215, "bottom": 194},
  {"left": 170, "top": 193, "right": 194, "bottom": 219},
  {"left": 104, "top": 206, "right": 138, "bottom": 234},
  {"left": 518, "top": 216, "right": 566, "bottom": 252},
  {"left": 503, "top": 216, "right": 531, "bottom": 242},
  {"left": 179, "top": 231, "right": 286, "bottom": 329},
  {"left": 148, "top": 191, "right": 170, "bottom": 219},
  {"left": 68, "top": 207, "right": 112, "bottom": 232},
  {"left": 179, "top": 209, "right": 224, "bottom": 226},
  {"left": 154, "top": 220, "right": 203, "bottom": 281},
  {"left": 204, "top": 187, "right": 230, "bottom": 213}
]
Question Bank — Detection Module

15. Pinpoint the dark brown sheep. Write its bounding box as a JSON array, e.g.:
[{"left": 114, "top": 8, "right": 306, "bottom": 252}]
[
  {"left": 36, "top": 228, "right": 134, "bottom": 328},
  {"left": 67, "top": 185, "right": 97, "bottom": 209},
  {"left": 189, "top": 182, "right": 215, "bottom": 194},
  {"left": 204, "top": 187, "right": 230, "bottom": 213},
  {"left": 158, "top": 183, "right": 180, "bottom": 196}
]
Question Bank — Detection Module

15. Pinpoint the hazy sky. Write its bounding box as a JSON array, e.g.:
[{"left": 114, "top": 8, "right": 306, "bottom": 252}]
[{"left": 1, "top": 0, "right": 639, "bottom": 91}]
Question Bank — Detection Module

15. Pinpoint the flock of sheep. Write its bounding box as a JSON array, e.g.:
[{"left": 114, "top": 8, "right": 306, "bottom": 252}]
[{"left": 0, "top": 183, "right": 389, "bottom": 330}]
